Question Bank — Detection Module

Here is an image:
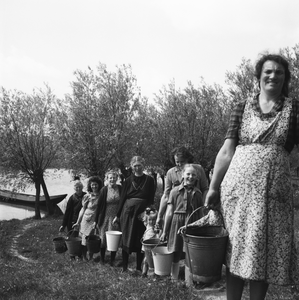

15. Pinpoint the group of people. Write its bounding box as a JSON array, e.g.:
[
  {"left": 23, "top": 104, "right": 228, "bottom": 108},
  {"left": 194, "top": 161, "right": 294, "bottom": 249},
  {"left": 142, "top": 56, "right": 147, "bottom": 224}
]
[
  {"left": 59, "top": 53, "right": 299, "bottom": 300},
  {"left": 59, "top": 156, "right": 156, "bottom": 270}
]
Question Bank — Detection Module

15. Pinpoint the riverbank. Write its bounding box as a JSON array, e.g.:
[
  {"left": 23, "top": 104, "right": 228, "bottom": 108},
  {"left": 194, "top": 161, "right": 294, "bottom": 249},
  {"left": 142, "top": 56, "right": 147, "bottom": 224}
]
[{"left": 1, "top": 215, "right": 299, "bottom": 299}]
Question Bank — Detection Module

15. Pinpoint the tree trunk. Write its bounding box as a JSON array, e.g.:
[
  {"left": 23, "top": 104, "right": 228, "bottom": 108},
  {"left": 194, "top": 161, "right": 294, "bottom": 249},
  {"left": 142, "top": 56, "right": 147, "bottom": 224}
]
[
  {"left": 41, "top": 175, "right": 54, "bottom": 215},
  {"left": 34, "top": 181, "right": 41, "bottom": 219}
]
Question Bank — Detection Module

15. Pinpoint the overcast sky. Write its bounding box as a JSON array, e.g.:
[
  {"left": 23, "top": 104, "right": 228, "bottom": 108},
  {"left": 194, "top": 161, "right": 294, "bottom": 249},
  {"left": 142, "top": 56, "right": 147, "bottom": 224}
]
[{"left": 1, "top": 0, "right": 299, "bottom": 101}]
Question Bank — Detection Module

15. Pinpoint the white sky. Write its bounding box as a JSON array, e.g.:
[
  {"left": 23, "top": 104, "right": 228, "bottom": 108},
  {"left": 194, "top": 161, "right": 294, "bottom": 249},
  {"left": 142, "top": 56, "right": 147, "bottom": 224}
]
[{"left": 1, "top": 0, "right": 299, "bottom": 101}]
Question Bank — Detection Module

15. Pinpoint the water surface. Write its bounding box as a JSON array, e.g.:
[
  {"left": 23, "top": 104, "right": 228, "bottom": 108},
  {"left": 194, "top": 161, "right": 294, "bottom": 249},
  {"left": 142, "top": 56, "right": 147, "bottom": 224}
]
[{"left": 0, "top": 202, "right": 46, "bottom": 221}]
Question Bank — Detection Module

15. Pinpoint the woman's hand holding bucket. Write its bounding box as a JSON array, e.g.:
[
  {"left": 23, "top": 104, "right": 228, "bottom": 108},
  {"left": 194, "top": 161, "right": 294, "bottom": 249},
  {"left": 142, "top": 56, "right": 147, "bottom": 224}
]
[
  {"left": 177, "top": 225, "right": 186, "bottom": 235},
  {"left": 159, "top": 232, "right": 167, "bottom": 243},
  {"left": 112, "top": 216, "right": 119, "bottom": 225},
  {"left": 72, "top": 223, "right": 80, "bottom": 230}
]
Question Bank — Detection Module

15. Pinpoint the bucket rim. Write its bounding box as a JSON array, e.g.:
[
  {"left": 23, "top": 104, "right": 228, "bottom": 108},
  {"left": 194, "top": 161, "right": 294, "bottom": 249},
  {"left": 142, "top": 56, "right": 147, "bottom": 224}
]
[
  {"left": 142, "top": 240, "right": 167, "bottom": 246},
  {"left": 185, "top": 226, "right": 228, "bottom": 238},
  {"left": 152, "top": 246, "right": 173, "bottom": 255},
  {"left": 65, "top": 237, "right": 82, "bottom": 242},
  {"left": 53, "top": 236, "right": 66, "bottom": 241},
  {"left": 106, "top": 230, "right": 122, "bottom": 235}
]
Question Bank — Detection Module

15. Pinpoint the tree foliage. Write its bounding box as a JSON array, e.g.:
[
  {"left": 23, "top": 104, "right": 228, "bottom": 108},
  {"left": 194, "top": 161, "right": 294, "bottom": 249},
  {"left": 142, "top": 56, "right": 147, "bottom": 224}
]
[
  {"left": 1, "top": 44, "right": 298, "bottom": 193},
  {"left": 58, "top": 63, "right": 142, "bottom": 178},
  {"left": 153, "top": 80, "right": 231, "bottom": 170},
  {"left": 0, "top": 86, "right": 62, "bottom": 218}
]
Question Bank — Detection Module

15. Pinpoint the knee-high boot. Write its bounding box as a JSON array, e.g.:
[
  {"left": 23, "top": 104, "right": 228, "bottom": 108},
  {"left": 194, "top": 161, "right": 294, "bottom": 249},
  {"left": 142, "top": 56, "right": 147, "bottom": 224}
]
[
  {"left": 110, "top": 251, "right": 116, "bottom": 266},
  {"left": 136, "top": 251, "right": 144, "bottom": 271},
  {"left": 100, "top": 248, "right": 106, "bottom": 263},
  {"left": 122, "top": 250, "right": 129, "bottom": 272},
  {"left": 171, "top": 262, "right": 180, "bottom": 281}
]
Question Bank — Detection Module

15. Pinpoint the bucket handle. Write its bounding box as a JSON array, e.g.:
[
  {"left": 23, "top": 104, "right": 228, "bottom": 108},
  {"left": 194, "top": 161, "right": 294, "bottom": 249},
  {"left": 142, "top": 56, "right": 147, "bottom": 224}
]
[
  {"left": 185, "top": 206, "right": 226, "bottom": 229},
  {"left": 87, "top": 227, "right": 99, "bottom": 238},
  {"left": 66, "top": 229, "right": 79, "bottom": 238},
  {"left": 144, "top": 239, "right": 167, "bottom": 254}
]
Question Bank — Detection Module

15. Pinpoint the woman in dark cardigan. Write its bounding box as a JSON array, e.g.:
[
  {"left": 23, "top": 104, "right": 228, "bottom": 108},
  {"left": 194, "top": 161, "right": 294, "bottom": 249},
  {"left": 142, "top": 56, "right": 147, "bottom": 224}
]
[
  {"left": 94, "top": 170, "right": 122, "bottom": 266},
  {"left": 113, "top": 156, "right": 155, "bottom": 273},
  {"left": 59, "top": 180, "right": 86, "bottom": 233}
]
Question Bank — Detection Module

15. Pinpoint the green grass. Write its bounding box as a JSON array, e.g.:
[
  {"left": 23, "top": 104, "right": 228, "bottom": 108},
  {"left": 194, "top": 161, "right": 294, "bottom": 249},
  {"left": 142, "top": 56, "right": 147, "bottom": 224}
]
[
  {"left": 1, "top": 188, "right": 299, "bottom": 300},
  {"left": 0, "top": 216, "right": 198, "bottom": 300}
]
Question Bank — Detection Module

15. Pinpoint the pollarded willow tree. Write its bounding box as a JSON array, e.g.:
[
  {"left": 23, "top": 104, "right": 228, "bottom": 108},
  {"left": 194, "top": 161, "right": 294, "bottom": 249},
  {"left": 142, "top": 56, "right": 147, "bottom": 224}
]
[
  {"left": 59, "top": 63, "right": 143, "bottom": 179},
  {"left": 0, "top": 86, "right": 62, "bottom": 218}
]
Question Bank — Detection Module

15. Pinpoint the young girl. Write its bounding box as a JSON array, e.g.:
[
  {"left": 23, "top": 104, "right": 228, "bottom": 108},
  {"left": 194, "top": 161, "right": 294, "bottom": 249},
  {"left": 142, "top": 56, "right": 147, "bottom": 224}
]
[
  {"left": 140, "top": 207, "right": 159, "bottom": 276},
  {"left": 160, "top": 164, "right": 207, "bottom": 283},
  {"left": 94, "top": 170, "right": 122, "bottom": 266}
]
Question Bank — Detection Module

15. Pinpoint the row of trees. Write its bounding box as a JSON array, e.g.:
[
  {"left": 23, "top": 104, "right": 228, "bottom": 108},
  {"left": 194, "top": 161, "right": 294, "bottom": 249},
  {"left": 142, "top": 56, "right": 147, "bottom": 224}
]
[{"left": 0, "top": 44, "right": 298, "bottom": 218}]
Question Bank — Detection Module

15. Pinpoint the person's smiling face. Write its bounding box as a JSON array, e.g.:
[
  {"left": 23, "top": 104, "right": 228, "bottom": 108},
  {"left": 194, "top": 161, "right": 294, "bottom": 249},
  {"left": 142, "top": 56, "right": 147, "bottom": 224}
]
[
  {"left": 260, "top": 60, "right": 285, "bottom": 96},
  {"left": 107, "top": 174, "right": 117, "bottom": 187},
  {"left": 183, "top": 166, "right": 197, "bottom": 186},
  {"left": 91, "top": 182, "right": 99, "bottom": 193},
  {"left": 74, "top": 185, "right": 83, "bottom": 196}
]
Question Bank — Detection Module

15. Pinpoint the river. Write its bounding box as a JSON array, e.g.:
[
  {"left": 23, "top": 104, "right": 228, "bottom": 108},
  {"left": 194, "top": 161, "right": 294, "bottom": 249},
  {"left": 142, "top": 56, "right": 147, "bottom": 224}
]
[
  {"left": 0, "top": 202, "right": 46, "bottom": 220},
  {"left": 0, "top": 169, "right": 84, "bottom": 221}
]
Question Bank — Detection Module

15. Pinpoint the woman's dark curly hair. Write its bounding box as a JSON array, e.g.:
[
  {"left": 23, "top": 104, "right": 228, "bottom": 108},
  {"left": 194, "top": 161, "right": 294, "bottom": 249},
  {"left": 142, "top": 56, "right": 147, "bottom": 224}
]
[
  {"left": 170, "top": 146, "right": 194, "bottom": 165},
  {"left": 254, "top": 54, "right": 291, "bottom": 97},
  {"left": 87, "top": 176, "right": 103, "bottom": 193}
]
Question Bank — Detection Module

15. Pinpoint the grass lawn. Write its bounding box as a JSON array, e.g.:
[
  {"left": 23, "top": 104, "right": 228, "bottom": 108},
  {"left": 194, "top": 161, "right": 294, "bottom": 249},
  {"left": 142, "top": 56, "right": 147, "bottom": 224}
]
[{"left": 1, "top": 200, "right": 299, "bottom": 299}]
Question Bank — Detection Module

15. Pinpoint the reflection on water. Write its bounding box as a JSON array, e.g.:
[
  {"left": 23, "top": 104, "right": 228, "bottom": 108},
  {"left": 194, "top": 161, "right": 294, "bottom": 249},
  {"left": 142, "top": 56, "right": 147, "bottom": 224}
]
[
  {"left": 0, "top": 202, "right": 46, "bottom": 221},
  {"left": 0, "top": 169, "right": 76, "bottom": 221}
]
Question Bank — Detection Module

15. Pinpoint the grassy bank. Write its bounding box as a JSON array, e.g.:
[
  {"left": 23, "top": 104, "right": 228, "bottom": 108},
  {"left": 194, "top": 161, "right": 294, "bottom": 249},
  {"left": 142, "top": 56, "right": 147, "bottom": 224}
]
[
  {"left": 1, "top": 209, "right": 299, "bottom": 299},
  {"left": 0, "top": 216, "right": 198, "bottom": 300}
]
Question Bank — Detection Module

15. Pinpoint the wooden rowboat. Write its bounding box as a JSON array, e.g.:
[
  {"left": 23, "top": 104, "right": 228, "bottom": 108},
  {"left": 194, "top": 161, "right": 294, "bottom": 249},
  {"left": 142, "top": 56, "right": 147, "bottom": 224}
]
[{"left": 0, "top": 189, "right": 67, "bottom": 205}]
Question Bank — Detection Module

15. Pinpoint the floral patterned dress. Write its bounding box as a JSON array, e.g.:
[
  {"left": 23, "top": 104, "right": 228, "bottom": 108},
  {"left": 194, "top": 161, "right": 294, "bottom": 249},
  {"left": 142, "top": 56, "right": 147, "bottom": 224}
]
[
  {"left": 99, "top": 186, "right": 120, "bottom": 249},
  {"left": 221, "top": 97, "right": 298, "bottom": 285},
  {"left": 80, "top": 193, "right": 100, "bottom": 246}
]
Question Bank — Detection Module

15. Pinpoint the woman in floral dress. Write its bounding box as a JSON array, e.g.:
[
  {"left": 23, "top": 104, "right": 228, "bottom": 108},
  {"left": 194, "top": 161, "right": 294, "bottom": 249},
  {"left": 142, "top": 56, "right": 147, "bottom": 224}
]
[
  {"left": 94, "top": 170, "right": 122, "bottom": 266},
  {"left": 73, "top": 176, "right": 103, "bottom": 261},
  {"left": 206, "top": 54, "right": 299, "bottom": 300}
]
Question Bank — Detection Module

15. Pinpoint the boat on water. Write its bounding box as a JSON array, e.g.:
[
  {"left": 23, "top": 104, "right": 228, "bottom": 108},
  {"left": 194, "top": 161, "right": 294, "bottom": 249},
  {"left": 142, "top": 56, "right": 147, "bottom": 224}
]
[{"left": 0, "top": 189, "right": 67, "bottom": 205}]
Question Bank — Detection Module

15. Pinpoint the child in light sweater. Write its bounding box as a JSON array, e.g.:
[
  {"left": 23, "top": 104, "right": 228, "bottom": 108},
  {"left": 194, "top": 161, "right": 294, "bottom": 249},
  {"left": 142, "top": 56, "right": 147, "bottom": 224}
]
[{"left": 140, "top": 207, "right": 159, "bottom": 276}]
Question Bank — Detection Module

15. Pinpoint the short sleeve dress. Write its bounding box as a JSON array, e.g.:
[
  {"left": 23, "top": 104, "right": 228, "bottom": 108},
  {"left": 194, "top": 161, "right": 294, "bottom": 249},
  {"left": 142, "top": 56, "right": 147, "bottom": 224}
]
[
  {"left": 221, "top": 95, "right": 299, "bottom": 285},
  {"left": 98, "top": 186, "right": 121, "bottom": 249},
  {"left": 79, "top": 193, "right": 100, "bottom": 246}
]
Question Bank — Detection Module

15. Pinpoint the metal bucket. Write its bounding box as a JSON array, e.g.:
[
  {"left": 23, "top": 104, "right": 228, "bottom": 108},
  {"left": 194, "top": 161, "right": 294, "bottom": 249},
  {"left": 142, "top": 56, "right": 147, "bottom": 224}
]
[
  {"left": 184, "top": 207, "right": 228, "bottom": 283},
  {"left": 65, "top": 237, "right": 82, "bottom": 256},
  {"left": 86, "top": 234, "right": 101, "bottom": 253},
  {"left": 106, "top": 231, "right": 122, "bottom": 251},
  {"left": 52, "top": 236, "right": 67, "bottom": 253},
  {"left": 152, "top": 246, "right": 174, "bottom": 276},
  {"left": 142, "top": 238, "right": 165, "bottom": 269}
]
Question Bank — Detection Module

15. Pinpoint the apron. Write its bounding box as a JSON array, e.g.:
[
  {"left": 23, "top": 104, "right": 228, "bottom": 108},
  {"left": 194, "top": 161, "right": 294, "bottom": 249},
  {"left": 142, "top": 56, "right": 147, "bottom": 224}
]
[
  {"left": 120, "top": 198, "right": 147, "bottom": 253},
  {"left": 221, "top": 97, "right": 298, "bottom": 285}
]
